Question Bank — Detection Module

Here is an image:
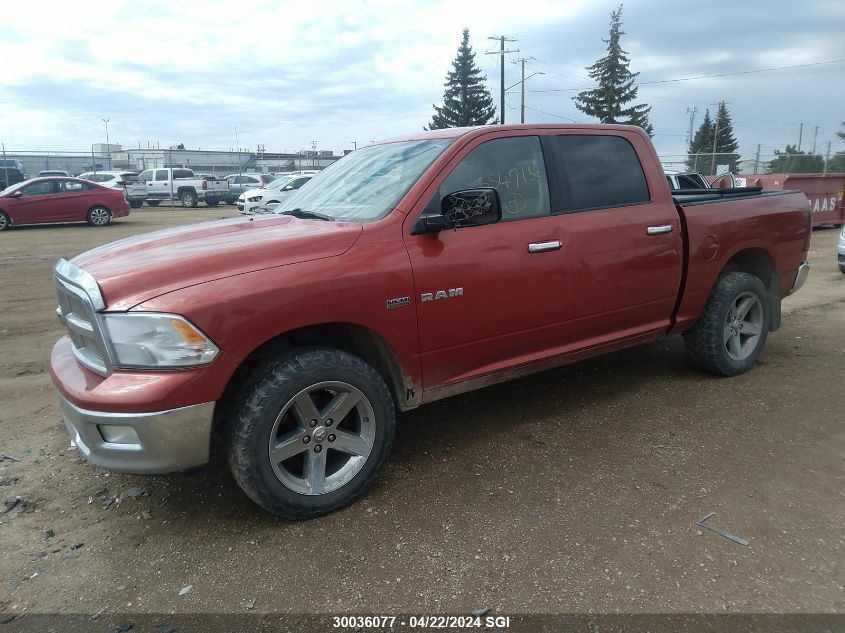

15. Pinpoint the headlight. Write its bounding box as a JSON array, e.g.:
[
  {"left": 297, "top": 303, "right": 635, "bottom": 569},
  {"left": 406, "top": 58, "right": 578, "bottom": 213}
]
[
  {"left": 247, "top": 195, "right": 263, "bottom": 203},
  {"left": 102, "top": 313, "right": 218, "bottom": 368}
]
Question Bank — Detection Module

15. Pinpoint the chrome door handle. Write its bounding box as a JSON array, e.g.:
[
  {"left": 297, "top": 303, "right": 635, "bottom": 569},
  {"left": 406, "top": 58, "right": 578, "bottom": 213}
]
[
  {"left": 528, "top": 240, "right": 562, "bottom": 253},
  {"left": 647, "top": 225, "right": 673, "bottom": 235}
]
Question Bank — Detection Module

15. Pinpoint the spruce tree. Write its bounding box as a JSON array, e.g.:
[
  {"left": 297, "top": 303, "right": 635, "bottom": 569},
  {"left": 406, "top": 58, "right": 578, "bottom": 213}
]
[
  {"left": 711, "top": 101, "right": 740, "bottom": 174},
  {"left": 686, "top": 109, "right": 713, "bottom": 171},
  {"left": 767, "top": 145, "right": 824, "bottom": 174},
  {"left": 427, "top": 29, "right": 496, "bottom": 130},
  {"left": 573, "top": 5, "right": 653, "bottom": 135}
]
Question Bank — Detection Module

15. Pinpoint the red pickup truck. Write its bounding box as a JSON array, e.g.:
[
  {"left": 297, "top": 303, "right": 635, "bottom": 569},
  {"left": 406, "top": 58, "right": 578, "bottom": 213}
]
[{"left": 49, "top": 124, "right": 811, "bottom": 518}]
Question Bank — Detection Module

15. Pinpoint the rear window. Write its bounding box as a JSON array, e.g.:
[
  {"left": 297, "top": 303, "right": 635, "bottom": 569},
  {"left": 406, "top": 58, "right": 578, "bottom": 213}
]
[
  {"left": 121, "top": 174, "right": 142, "bottom": 183},
  {"left": 546, "top": 135, "right": 650, "bottom": 212},
  {"left": 172, "top": 169, "right": 193, "bottom": 179},
  {"left": 82, "top": 173, "right": 114, "bottom": 183}
]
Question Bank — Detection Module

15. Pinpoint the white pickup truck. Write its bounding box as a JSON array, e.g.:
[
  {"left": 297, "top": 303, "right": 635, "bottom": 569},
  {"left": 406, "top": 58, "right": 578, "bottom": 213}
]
[{"left": 137, "top": 168, "right": 229, "bottom": 208}]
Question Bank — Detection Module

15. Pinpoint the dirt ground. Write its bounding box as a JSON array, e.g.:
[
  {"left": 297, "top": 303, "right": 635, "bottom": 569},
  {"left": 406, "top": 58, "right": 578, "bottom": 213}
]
[{"left": 0, "top": 208, "right": 843, "bottom": 620}]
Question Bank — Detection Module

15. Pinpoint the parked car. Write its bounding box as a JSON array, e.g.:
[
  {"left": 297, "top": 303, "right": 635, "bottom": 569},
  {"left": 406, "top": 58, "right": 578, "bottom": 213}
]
[
  {"left": 0, "top": 177, "right": 130, "bottom": 230},
  {"left": 49, "top": 124, "right": 811, "bottom": 519},
  {"left": 0, "top": 158, "right": 25, "bottom": 171},
  {"left": 665, "top": 170, "right": 711, "bottom": 190},
  {"left": 79, "top": 171, "right": 147, "bottom": 208},
  {"left": 237, "top": 174, "right": 313, "bottom": 214},
  {"left": 137, "top": 168, "right": 228, "bottom": 207},
  {"left": 0, "top": 167, "right": 26, "bottom": 190},
  {"left": 38, "top": 170, "right": 70, "bottom": 177},
  {"left": 837, "top": 225, "right": 845, "bottom": 274},
  {"left": 224, "top": 173, "right": 276, "bottom": 204}
]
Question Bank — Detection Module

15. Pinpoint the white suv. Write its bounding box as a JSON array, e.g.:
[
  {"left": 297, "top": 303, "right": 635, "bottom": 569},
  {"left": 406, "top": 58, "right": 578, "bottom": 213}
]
[
  {"left": 80, "top": 171, "right": 147, "bottom": 208},
  {"left": 237, "top": 174, "right": 313, "bottom": 214}
]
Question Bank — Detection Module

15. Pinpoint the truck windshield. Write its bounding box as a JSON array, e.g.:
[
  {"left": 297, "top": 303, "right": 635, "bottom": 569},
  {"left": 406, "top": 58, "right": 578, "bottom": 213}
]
[{"left": 274, "top": 139, "right": 453, "bottom": 222}]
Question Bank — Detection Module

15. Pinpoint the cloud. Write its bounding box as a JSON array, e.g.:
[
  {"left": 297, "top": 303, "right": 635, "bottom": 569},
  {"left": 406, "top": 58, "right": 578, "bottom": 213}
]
[{"left": 0, "top": 0, "right": 843, "bottom": 167}]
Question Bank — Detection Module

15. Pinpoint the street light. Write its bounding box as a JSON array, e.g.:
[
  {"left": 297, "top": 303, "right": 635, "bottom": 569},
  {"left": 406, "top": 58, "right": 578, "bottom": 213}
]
[
  {"left": 102, "top": 118, "right": 111, "bottom": 169},
  {"left": 505, "top": 66, "right": 545, "bottom": 124}
]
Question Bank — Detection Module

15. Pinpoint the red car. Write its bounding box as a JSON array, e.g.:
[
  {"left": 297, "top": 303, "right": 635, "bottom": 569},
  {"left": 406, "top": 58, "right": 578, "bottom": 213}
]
[{"left": 0, "top": 177, "right": 130, "bottom": 231}]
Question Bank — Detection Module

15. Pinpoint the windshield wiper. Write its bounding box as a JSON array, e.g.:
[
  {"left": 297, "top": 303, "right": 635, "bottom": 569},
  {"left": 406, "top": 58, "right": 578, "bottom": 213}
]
[{"left": 279, "top": 208, "right": 334, "bottom": 221}]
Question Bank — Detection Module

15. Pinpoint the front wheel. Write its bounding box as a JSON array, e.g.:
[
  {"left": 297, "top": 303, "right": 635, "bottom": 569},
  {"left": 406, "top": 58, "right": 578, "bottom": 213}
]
[
  {"left": 146, "top": 200, "right": 160, "bottom": 207},
  {"left": 180, "top": 190, "right": 198, "bottom": 208},
  {"left": 0, "top": 211, "right": 10, "bottom": 231},
  {"left": 683, "top": 272, "right": 770, "bottom": 376},
  {"left": 226, "top": 348, "right": 395, "bottom": 519},
  {"left": 86, "top": 206, "right": 112, "bottom": 227}
]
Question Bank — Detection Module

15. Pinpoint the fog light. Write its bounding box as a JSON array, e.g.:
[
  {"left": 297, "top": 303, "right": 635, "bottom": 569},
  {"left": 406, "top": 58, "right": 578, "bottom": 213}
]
[{"left": 98, "top": 425, "right": 140, "bottom": 445}]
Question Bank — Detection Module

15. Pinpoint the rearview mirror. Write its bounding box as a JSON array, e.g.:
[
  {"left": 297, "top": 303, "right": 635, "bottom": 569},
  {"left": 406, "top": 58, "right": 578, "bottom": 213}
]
[{"left": 410, "top": 188, "right": 501, "bottom": 235}]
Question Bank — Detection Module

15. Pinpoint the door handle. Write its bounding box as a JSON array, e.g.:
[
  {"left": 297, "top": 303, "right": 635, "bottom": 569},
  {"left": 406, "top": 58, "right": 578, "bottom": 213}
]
[
  {"left": 528, "top": 240, "right": 562, "bottom": 253},
  {"left": 647, "top": 225, "right": 673, "bottom": 235}
]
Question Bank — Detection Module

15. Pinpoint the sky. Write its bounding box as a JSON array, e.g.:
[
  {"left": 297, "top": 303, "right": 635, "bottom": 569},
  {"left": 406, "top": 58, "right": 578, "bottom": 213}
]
[{"left": 2, "top": 0, "right": 844, "bottom": 169}]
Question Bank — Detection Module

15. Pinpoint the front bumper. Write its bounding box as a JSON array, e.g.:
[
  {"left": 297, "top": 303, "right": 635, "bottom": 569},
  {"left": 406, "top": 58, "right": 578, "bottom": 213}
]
[
  {"left": 56, "top": 391, "right": 214, "bottom": 474},
  {"left": 792, "top": 261, "right": 810, "bottom": 293}
]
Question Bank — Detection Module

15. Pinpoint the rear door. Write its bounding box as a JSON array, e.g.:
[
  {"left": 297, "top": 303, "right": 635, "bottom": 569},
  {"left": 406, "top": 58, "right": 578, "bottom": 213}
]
[
  {"left": 10, "top": 180, "right": 57, "bottom": 224},
  {"left": 541, "top": 132, "right": 682, "bottom": 342},
  {"left": 54, "top": 179, "right": 95, "bottom": 221}
]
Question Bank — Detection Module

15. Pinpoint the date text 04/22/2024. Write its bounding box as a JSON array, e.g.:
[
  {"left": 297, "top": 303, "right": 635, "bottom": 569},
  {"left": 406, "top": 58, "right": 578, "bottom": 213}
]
[{"left": 331, "top": 615, "right": 511, "bottom": 629}]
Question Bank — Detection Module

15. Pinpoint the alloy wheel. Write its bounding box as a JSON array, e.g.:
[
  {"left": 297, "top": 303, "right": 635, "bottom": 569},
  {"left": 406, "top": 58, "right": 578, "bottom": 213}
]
[{"left": 723, "top": 291, "right": 763, "bottom": 361}]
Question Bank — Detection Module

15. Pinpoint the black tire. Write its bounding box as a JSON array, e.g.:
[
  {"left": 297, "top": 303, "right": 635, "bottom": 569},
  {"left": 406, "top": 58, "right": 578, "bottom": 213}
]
[
  {"left": 683, "top": 272, "right": 770, "bottom": 377},
  {"left": 206, "top": 199, "right": 220, "bottom": 207},
  {"left": 86, "top": 206, "right": 112, "bottom": 227},
  {"left": 0, "top": 211, "right": 10, "bottom": 231},
  {"left": 129, "top": 200, "right": 143, "bottom": 208},
  {"left": 146, "top": 200, "right": 160, "bottom": 207},
  {"left": 180, "top": 190, "right": 198, "bottom": 208},
  {"left": 839, "top": 264, "right": 845, "bottom": 275},
  {"left": 226, "top": 348, "right": 396, "bottom": 519}
]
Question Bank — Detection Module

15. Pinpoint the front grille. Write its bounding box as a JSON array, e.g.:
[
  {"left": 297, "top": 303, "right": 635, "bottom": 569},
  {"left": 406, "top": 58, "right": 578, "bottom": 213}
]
[{"left": 54, "top": 260, "right": 112, "bottom": 377}]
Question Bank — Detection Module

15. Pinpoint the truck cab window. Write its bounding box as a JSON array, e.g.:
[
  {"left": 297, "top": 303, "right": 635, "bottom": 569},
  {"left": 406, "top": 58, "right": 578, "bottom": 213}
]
[
  {"left": 547, "top": 135, "right": 650, "bottom": 212},
  {"left": 154, "top": 170, "right": 169, "bottom": 181},
  {"left": 436, "top": 136, "right": 550, "bottom": 221}
]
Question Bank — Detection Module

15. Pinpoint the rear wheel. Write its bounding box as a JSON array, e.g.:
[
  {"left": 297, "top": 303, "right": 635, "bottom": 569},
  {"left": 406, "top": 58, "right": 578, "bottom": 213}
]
[
  {"left": 146, "top": 200, "right": 160, "bottom": 207},
  {"left": 206, "top": 199, "right": 219, "bottom": 207},
  {"left": 683, "top": 272, "right": 769, "bottom": 376},
  {"left": 181, "top": 190, "right": 198, "bottom": 208},
  {"left": 86, "top": 206, "right": 112, "bottom": 227},
  {"left": 839, "top": 264, "right": 845, "bottom": 275},
  {"left": 226, "top": 348, "right": 395, "bottom": 519},
  {"left": 0, "top": 211, "right": 10, "bottom": 231},
  {"left": 129, "top": 200, "right": 143, "bottom": 208}
]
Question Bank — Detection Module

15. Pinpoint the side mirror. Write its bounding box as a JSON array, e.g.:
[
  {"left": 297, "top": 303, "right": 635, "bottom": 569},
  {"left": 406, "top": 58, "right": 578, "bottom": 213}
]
[
  {"left": 410, "top": 188, "right": 501, "bottom": 235},
  {"left": 13, "top": 190, "right": 23, "bottom": 198},
  {"left": 282, "top": 184, "right": 294, "bottom": 191}
]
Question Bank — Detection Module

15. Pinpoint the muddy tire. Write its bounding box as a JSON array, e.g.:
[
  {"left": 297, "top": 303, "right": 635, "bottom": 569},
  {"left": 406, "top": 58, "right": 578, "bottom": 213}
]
[
  {"left": 683, "top": 272, "right": 770, "bottom": 377},
  {"left": 226, "top": 348, "right": 395, "bottom": 519}
]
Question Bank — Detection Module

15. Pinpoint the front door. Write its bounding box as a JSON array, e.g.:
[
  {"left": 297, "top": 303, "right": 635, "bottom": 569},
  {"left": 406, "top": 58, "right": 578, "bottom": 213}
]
[
  {"left": 404, "top": 134, "right": 579, "bottom": 389},
  {"left": 11, "top": 180, "right": 57, "bottom": 224}
]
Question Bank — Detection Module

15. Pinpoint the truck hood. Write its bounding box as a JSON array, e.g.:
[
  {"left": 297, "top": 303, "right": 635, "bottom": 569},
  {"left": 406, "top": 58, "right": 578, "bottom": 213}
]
[{"left": 71, "top": 215, "right": 363, "bottom": 310}]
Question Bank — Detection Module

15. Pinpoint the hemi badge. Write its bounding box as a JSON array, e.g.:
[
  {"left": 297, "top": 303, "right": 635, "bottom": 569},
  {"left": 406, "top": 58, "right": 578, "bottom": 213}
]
[{"left": 386, "top": 296, "right": 411, "bottom": 310}]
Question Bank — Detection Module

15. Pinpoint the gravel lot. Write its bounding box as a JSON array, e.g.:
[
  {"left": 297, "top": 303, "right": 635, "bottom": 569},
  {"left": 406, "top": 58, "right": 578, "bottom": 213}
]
[{"left": 0, "top": 208, "right": 843, "bottom": 620}]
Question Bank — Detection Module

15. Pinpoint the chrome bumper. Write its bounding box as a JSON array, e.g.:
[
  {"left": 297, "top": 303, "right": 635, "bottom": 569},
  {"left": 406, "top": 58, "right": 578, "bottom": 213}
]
[
  {"left": 56, "top": 392, "right": 214, "bottom": 474},
  {"left": 791, "top": 261, "right": 810, "bottom": 294}
]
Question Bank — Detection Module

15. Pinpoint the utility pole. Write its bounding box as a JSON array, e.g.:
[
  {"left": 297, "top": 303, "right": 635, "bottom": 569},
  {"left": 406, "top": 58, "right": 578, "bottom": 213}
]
[
  {"left": 753, "top": 143, "right": 761, "bottom": 174},
  {"left": 824, "top": 141, "right": 831, "bottom": 174},
  {"left": 797, "top": 122, "right": 803, "bottom": 152},
  {"left": 351, "top": 141, "right": 357, "bottom": 150},
  {"left": 1, "top": 142, "right": 7, "bottom": 188},
  {"left": 812, "top": 125, "right": 819, "bottom": 154},
  {"left": 709, "top": 101, "right": 722, "bottom": 177},
  {"left": 486, "top": 36, "right": 518, "bottom": 124},
  {"left": 507, "top": 58, "right": 543, "bottom": 124},
  {"left": 686, "top": 106, "right": 698, "bottom": 146},
  {"left": 102, "top": 118, "right": 111, "bottom": 169}
]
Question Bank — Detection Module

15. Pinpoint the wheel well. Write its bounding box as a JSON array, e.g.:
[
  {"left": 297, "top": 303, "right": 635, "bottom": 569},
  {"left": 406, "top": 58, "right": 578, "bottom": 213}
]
[
  {"left": 720, "top": 247, "right": 781, "bottom": 331},
  {"left": 217, "top": 323, "right": 413, "bottom": 430},
  {"left": 177, "top": 186, "right": 196, "bottom": 196}
]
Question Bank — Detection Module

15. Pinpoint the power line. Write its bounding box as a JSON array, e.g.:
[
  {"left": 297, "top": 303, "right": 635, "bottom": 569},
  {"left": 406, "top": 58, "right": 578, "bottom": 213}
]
[{"left": 636, "top": 58, "right": 845, "bottom": 86}]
